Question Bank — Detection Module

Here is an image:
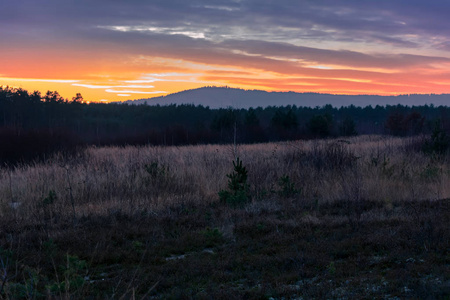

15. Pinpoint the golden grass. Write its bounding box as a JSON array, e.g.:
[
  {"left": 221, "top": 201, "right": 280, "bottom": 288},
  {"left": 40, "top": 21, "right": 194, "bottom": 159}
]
[{"left": 1, "top": 135, "right": 449, "bottom": 223}]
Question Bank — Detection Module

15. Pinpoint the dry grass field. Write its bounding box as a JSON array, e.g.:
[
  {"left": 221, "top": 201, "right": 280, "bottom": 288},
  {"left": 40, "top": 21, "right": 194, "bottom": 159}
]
[{"left": 0, "top": 135, "right": 449, "bottom": 299}]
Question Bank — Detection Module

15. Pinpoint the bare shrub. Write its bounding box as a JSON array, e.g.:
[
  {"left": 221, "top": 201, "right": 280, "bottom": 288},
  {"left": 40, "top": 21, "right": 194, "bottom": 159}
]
[{"left": 305, "top": 141, "right": 358, "bottom": 171}]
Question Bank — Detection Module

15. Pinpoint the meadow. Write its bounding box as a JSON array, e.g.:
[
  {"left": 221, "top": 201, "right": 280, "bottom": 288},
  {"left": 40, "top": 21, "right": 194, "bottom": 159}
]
[{"left": 0, "top": 135, "right": 449, "bottom": 299}]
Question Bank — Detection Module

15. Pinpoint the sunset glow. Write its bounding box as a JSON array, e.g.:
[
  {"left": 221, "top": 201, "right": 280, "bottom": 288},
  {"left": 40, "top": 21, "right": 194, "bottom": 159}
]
[{"left": 2, "top": 1, "right": 450, "bottom": 102}]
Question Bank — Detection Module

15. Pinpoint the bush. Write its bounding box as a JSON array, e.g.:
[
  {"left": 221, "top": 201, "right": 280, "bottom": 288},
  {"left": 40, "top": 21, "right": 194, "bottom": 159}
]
[
  {"left": 144, "top": 161, "right": 167, "bottom": 179},
  {"left": 276, "top": 175, "right": 301, "bottom": 198},
  {"left": 309, "top": 141, "right": 357, "bottom": 170},
  {"left": 422, "top": 120, "right": 450, "bottom": 156}
]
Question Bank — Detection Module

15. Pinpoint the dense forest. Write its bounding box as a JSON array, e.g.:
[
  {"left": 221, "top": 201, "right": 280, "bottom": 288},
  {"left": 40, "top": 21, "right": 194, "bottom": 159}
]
[{"left": 2, "top": 86, "right": 450, "bottom": 164}]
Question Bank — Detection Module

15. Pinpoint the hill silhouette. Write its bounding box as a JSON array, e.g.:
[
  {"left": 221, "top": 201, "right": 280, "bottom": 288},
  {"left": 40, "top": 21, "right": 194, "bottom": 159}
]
[{"left": 124, "top": 86, "right": 450, "bottom": 108}]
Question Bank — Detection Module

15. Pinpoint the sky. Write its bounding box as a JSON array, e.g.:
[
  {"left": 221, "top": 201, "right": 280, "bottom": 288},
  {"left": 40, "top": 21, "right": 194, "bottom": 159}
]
[{"left": 2, "top": 0, "right": 450, "bottom": 102}]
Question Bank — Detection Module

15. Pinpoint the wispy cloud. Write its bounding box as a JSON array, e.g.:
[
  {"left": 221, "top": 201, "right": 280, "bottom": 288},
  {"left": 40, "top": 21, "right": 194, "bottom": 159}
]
[
  {"left": 72, "top": 84, "right": 155, "bottom": 89},
  {"left": 98, "top": 25, "right": 207, "bottom": 39},
  {"left": 105, "top": 89, "right": 167, "bottom": 94},
  {"left": 124, "top": 73, "right": 201, "bottom": 83},
  {"left": 202, "top": 5, "right": 240, "bottom": 12},
  {"left": 1, "top": 78, "right": 79, "bottom": 83}
]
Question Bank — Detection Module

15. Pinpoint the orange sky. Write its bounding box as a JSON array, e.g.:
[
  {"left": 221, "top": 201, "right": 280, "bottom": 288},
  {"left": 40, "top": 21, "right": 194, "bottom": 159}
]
[
  {"left": 2, "top": 1, "right": 450, "bottom": 103},
  {"left": 3, "top": 54, "right": 450, "bottom": 103}
]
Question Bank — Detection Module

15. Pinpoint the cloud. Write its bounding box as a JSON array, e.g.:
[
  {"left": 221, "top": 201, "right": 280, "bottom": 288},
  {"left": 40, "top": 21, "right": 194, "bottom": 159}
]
[
  {"left": 105, "top": 89, "right": 167, "bottom": 94},
  {"left": 125, "top": 73, "right": 196, "bottom": 82},
  {"left": 72, "top": 83, "right": 155, "bottom": 89},
  {"left": 98, "top": 25, "right": 207, "bottom": 39},
  {"left": 5, "top": 0, "right": 450, "bottom": 48},
  {"left": 218, "top": 40, "right": 450, "bottom": 70},
  {"left": 0, "top": 78, "right": 79, "bottom": 83},
  {"left": 3, "top": 0, "right": 450, "bottom": 98},
  {"left": 202, "top": 5, "right": 240, "bottom": 12}
]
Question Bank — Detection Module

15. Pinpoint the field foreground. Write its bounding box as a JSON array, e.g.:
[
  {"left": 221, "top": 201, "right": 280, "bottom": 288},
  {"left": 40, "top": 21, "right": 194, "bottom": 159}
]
[{"left": 0, "top": 135, "right": 449, "bottom": 298}]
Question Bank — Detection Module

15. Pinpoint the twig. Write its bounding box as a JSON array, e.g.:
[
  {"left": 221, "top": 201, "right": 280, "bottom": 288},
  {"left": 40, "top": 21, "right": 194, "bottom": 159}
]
[
  {"left": 119, "top": 248, "right": 148, "bottom": 300},
  {"left": 139, "top": 280, "right": 159, "bottom": 300},
  {"left": 0, "top": 256, "right": 8, "bottom": 296},
  {"left": 60, "top": 164, "right": 77, "bottom": 226},
  {"left": 7, "top": 166, "right": 17, "bottom": 221}
]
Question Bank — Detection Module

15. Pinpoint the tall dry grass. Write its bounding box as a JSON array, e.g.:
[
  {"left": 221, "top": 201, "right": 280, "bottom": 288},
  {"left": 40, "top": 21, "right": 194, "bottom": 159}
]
[{"left": 1, "top": 135, "right": 448, "bottom": 225}]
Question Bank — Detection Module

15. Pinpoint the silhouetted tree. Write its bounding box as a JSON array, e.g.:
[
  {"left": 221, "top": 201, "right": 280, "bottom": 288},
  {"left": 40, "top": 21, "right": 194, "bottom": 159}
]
[
  {"left": 404, "top": 111, "right": 425, "bottom": 135},
  {"left": 385, "top": 112, "right": 406, "bottom": 136},
  {"left": 385, "top": 111, "right": 425, "bottom": 136},
  {"left": 71, "top": 93, "right": 84, "bottom": 104},
  {"left": 339, "top": 116, "right": 357, "bottom": 136},
  {"left": 308, "top": 113, "right": 333, "bottom": 137},
  {"left": 244, "top": 108, "right": 265, "bottom": 142},
  {"left": 271, "top": 109, "right": 298, "bottom": 130},
  {"left": 244, "top": 108, "right": 259, "bottom": 127},
  {"left": 211, "top": 109, "right": 239, "bottom": 142},
  {"left": 44, "top": 91, "right": 65, "bottom": 103}
]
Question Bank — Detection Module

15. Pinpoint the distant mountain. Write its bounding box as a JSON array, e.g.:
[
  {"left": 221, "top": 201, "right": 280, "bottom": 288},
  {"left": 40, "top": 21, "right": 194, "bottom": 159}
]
[{"left": 123, "top": 86, "right": 450, "bottom": 108}]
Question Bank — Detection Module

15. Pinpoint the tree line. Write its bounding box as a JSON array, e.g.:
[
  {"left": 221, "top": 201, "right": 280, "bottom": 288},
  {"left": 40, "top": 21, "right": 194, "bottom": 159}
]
[{"left": 2, "top": 86, "right": 450, "bottom": 165}]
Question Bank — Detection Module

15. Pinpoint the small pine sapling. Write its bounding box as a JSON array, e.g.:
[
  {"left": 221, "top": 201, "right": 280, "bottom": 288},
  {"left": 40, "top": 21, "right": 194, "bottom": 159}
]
[
  {"left": 277, "top": 175, "right": 301, "bottom": 198},
  {"left": 219, "top": 158, "right": 250, "bottom": 206}
]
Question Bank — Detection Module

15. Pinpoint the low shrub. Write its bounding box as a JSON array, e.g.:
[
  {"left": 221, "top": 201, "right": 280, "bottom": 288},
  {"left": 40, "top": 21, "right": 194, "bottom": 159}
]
[{"left": 422, "top": 120, "right": 450, "bottom": 156}]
